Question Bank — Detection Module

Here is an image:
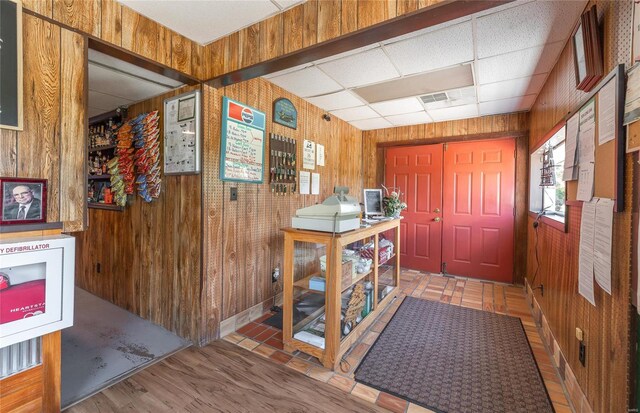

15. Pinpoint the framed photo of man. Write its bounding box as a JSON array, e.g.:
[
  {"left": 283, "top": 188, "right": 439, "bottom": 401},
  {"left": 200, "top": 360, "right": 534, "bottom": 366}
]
[{"left": 0, "top": 178, "right": 47, "bottom": 225}]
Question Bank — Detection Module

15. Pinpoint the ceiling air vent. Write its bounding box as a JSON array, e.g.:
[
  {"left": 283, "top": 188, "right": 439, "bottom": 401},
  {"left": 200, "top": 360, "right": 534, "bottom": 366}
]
[{"left": 420, "top": 92, "right": 448, "bottom": 104}]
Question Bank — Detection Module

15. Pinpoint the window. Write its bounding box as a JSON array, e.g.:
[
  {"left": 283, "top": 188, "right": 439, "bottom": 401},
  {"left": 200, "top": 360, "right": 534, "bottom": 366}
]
[{"left": 529, "top": 126, "right": 566, "bottom": 223}]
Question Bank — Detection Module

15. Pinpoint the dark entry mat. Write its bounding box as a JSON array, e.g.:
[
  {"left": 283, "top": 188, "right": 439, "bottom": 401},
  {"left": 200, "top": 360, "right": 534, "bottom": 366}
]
[{"left": 354, "top": 297, "right": 554, "bottom": 413}]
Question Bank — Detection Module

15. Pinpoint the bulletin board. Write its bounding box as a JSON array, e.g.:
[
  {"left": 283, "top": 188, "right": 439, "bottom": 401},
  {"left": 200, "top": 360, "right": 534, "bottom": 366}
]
[
  {"left": 220, "top": 97, "right": 266, "bottom": 183},
  {"left": 565, "top": 64, "right": 626, "bottom": 212},
  {"left": 164, "top": 90, "right": 201, "bottom": 175},
  {"left": 0, "top": 0, "right": 23, "bottom": 130}
]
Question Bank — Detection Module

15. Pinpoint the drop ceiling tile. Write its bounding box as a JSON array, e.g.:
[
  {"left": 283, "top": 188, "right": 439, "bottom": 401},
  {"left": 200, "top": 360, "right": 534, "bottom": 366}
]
[
  {"left": 318, "top": 48, "right": 400, "bottom": 88},
  {"left": 475, "top": 41, "right": 564, "bottom": 85},
  {"left": 89, "top": 49, "right": 183, "bottom": 88},
  {"left": 427, "top": 104, "right": 478, "bottom": 122},
  {"left": 330, "top": 106, "right": 380, "bottom": 122},
  {"left": 118, "top": 0, "right": 282, "bottom": 44},
  {"left": 386, "top": 111, "right": 432, "bottom": 126},
  {"left": 370, "top": 98, "right": 424, "bottom": 116},
  {"left": 350, "top": 117, "right": 393, "bottom": 131},
  {"left": 313, "top": 43, "right": 379, "bottom": 65},
  {"left": 479, "top": 95, "right": 537, "bottom": 116},
  {"left": 383, "top": 21, "right": 474, "bottom": 76},
  {"left": 381, "top": 16, "right": 472, "bottom": 45},
  {"left": 88, "top": 90, "right": 135, "bottom": 112},
  {"left": 268, "top": 66, "right": 343, "bottom": 98},
  {"left": 305, "top": 90, "right": 364, "bottom": 111},
  {"left": 272, "top": 0, "right": 304, "bottom": 10},
  {"left": 476, "top": 0, "right": 586, "bottom": 59},
  {"left": 478, "top": 74, "right": 547, "bottom": 102},
  {"left": 89, "top": 64, "right": 172, "bottom": 102}
]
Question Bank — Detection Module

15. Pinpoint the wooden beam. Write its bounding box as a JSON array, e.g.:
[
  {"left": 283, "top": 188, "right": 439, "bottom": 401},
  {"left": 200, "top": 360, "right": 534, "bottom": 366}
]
[{"left": 211, "top": 0, "right": 512, "bottom": 87}]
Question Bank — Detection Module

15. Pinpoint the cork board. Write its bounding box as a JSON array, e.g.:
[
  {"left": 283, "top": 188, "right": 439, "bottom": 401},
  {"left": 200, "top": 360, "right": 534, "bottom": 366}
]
[{"left": 566, "top": 64, "right": 625, "bottom": 211}]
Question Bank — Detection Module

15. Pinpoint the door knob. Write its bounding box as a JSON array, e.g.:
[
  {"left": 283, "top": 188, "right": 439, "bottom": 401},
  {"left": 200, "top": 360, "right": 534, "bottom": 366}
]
[
  {"left": 434, "top": 217, "right": 441, "bottom": 222},
  {"left": 433, "top": 208, "right": 440, "bottom": 213}
]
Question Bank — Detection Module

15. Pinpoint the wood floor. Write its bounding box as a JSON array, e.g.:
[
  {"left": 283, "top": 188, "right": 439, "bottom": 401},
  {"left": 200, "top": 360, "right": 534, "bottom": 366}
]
[{"left": 66, "top": 340, "right": 386, "bottom": 413}]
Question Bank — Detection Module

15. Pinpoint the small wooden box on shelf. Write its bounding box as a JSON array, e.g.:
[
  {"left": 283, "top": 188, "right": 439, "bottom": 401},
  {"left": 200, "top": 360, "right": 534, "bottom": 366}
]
[
  {"left": 282, "top": 218, "right": 401, "bottom": 370},
  {"left": 87, "top": 107, "right": 127, "bottom": 211}
]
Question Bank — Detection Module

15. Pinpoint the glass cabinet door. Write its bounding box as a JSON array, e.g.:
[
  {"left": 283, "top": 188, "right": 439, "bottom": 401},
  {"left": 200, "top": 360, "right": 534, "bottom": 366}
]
[
  {"left": 377, "top": 225, "right": 399, "bottom": 306},
  {"left": 289, "top": 240, "right": 328, "bottom": 350}
]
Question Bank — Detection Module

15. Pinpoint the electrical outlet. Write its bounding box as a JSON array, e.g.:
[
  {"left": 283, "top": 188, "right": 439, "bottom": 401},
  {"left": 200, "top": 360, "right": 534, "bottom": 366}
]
[
  {"left": 96, "top": 262, "right": 101, "bottom": 273},
  {"left": 230, "top": 187, "right": 238, "bottom": 201},
  {"left": 271, "top": 267, "right": 280, "bottom": 283},
  {"left": 579, "top": 342, "right": 586, "bottom": 366}
]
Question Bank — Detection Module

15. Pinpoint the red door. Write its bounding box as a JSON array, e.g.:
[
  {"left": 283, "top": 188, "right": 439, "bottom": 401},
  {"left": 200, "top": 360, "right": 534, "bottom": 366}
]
[
  {"left": 385, "top": 145, "right": 443, "bottom": 273},
  {"left": 442, "top": 139, "right": 515, "bottom": 282}
]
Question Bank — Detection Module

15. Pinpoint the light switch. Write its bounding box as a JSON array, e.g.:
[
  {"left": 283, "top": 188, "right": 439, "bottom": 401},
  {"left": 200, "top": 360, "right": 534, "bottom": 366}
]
[{"left": 575, "top": 327, "right": 584, "bottom": 341}]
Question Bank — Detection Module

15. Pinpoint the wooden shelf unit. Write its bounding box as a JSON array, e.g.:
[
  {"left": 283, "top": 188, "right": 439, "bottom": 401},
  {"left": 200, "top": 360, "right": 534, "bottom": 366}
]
[{"left": 282, "top": 218, "right": 401, "bottom": 370}]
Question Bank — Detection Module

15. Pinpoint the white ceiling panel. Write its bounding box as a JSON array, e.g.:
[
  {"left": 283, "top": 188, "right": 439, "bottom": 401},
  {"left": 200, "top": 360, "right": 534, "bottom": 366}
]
[
  {"left": 476, "top": 0, "right": 586, "bottom": 59},
  {"left": 89, "top": 49, "right": 183, "bottom": 88},
  {"left": 478, "top": 74, "right": 547, "bottom": 102},
  {"left": 330, "top": 106, "right": 379, "bottom": 122},
  {"left": 475, "top": 41, "right": 564, "bottom": 85},
  {"left": 88, "top": 90, "right": 135, "bottom": 112},
  {"left": 262, "top": 62, "right": 313, "bottom": 79},
  {"left": 349, "top": 117, "right": 393, "bottom": 131},
  {"left": 428, "top": 104, "right": 478, "bottom": 122},
  {"left": 386, "top": 111, "right": 432, "bottom": 126},
  {"left": 305, "top": 90, "right": 364, "bottom": 111},
  {"left": 268, "top": 66, "right": 343, "bottom": 98},
  {"left": 371, "top": 97, "right": 424, "bottom": 116},
  {"left": 383, "top": 22, "right": 474, "bottom": 76},
  {"left": 318, "top": 48, "right": 400, "bottom": 88},
  {"left": 118, "top": 0, "right": 303, "bottom": 44},
  {"left": 89, "top": 64, "right": 173, "bottom": 102},
  {"left": 272, "top": 0, "right": 303, "bottom": 9},
  {"left": 479, "top": 94, "right": 537, "bottom": 116}
]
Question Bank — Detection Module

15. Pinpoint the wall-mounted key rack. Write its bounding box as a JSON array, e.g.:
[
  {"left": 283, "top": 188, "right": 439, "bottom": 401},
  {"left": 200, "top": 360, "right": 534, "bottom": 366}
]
[{"left": 269, "top": 133, "right": 297, "bottom": 195}]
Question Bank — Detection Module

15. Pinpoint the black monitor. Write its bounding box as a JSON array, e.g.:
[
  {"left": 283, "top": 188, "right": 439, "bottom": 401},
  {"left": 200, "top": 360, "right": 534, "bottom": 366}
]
[{"left": 363, "top": 189, "right": 383, "bottom": 216}]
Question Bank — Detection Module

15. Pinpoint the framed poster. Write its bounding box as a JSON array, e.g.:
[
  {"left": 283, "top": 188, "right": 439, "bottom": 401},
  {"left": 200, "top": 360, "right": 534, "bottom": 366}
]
[
  {"left": 0, "top": 177, "right": 47, "bottom": 225},
  {"left": 164, "top": 90, "right": 201, "bottom": 175},
  {"left": 273, "top": 98, "right": 297, "bottom": 129},
  {"left": 0, "top": 0, "right": 23, "bottom": 130},
  {"left": 0, "top": 235, "right": 75, "bottom": 348},
  {"left": 220, "top": 97, "right": 266, "bottom": 183}
]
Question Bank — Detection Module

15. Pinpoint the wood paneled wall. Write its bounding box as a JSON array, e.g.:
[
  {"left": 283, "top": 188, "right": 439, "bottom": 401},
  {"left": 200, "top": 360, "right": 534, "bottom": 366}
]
[
  {"left": 200, "top": 77, "right": 363, "bottom": 343},
  {"left": 22, "top": 0, "right": 204, "bottom": 80},
  {"left": 0, "top": 12, "right": 86, "bottom": 233},
  {"left": 74, "top": 85, "right": 202, "bottom": 342},
  {"left": 202, "top": 0, "right": 446, "bottom": 79},
  {"left": 362, "top": 113, "right": 530, "bottom": 283},
  {"left": 527, "top": 2, "right": 633, "bottom": 412}
]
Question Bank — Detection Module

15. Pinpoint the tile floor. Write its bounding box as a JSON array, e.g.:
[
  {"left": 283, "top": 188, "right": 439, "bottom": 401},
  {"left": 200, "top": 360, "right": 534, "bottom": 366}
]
[{"left": 224, "top": 270, "right": 574, "bottom": 413}]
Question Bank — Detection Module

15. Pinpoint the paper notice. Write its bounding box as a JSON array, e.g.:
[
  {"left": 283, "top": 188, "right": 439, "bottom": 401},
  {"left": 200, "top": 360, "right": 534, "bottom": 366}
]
[
  {"left": 311, "top": 173, "right": 320, "bottom": 195},
  {"left": 299, "top": 171, "right": 310, "bottom": 194},
  {"left": 316, "top": 144, "right": 325, "bottom": 166},
  {"left": 578, "top": 100, "right": 596, "bottom": 164},
  {"left": 579, "top": 199, "right": 597, "bottom": 306},
  {"left": 598, "top": 79, "right": 616, "bottom": 145},
  {"left": 563, "top": 114, "right": 579, "bottom": 181},
  {"left": 576, "top": 163, "right": 595, "bottom": 201},
  {"left": 303, "top": 140, "right": 315, "bottom": 170},
  {"left": 594, "top": 198, "right": 614, "bottom": 295}
]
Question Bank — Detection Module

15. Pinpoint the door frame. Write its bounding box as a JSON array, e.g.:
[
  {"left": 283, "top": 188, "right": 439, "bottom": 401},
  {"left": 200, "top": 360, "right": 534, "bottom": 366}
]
[{"left": 380, "top": 132, "right": 528, "bottom": 282}]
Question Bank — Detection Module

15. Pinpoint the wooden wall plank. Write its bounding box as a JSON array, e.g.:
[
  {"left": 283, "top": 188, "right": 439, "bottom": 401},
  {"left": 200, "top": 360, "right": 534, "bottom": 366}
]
[
  {"left": 59, "top": 28, "right": 86, "bottom": 232},
  {"left": 157, "top": 25, "right": 172, "bottom": 67},
  {"left": 340, "top": 0, "right": 358, "bottom": 36},
  {"left": 171, "top": 32, "right": 192, "bottom": 75},
  {"left": 100, "top": 0, "right": 122, "bottom": 47},
  {"left": 121, "top": 6, "right": 158, "bottom": 62},
  {"left": 260, "top": 14, "right": 283, "bottom": 63},
  {"left": 224, "top": 32, "right": 240, "bottom": 74},
  {"left": 357, "top": 0, "right": 396, "bottom": 30},
  {"left": 282, "top": 5, "right": 303, "bottom": 55},
  {"left": 52, "top": 0, "right": 101, "bottom": 37},
  {"left": 397, "top": 0, "right": 418, "bottom": 15},
  {"left": 239, "top": 23, "right": 260, "bottom": 69},
  {"left": 22, "top": 0, "right": 52, "bottom": 18},
  {"left": 302, "top": 0, "right": 318, "bottom": 48},
  {"left": 42, "top": 331, "right": 61, "bottom": 412},
  {"left": 318, "top": 0, "right": 341, "bottom": 43},
  {"left": 19, "top": 14, "right": 61, "bottom": 222},
  {"left": 0, "top": 365, "right": 43, "bottom": 412},
  {"left": 0, "top": 130, "right": 17, "bottom": 177}
]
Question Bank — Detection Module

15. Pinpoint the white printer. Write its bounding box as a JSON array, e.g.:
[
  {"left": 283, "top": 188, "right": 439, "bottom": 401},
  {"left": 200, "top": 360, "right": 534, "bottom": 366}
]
[{"left": 292, "top": 186, "right": 361, "bottom": 233}]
